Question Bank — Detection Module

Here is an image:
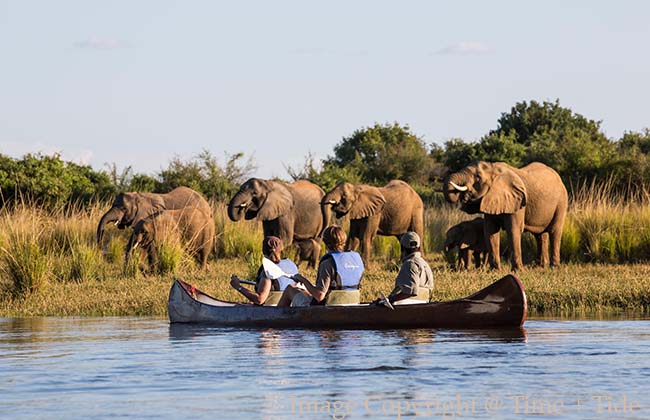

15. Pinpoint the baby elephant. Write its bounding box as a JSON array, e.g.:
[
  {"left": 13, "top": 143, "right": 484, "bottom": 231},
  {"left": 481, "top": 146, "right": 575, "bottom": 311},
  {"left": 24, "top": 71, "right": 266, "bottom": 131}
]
[
  {"left": 444, "top": 218, "right": 488, "bottom": 270},
  {"left": 293, "top": 238, "right": 321, "bottom": 268},
  {"left": 125, "top": 208, "right": 215, "bottom": 272}
]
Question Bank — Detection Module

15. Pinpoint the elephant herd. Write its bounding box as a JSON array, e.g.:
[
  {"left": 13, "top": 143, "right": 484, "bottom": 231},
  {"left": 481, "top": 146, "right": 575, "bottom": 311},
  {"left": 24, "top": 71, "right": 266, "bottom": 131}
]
[{"left": 97, "top": 160, "right": 568, "bottom": 273}]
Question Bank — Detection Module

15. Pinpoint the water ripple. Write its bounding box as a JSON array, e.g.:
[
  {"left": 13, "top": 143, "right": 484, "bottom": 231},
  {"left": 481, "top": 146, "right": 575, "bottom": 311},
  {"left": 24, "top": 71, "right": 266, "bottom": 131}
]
[{"left": 0, "top": 318, "right": 649, "bottom": 419}]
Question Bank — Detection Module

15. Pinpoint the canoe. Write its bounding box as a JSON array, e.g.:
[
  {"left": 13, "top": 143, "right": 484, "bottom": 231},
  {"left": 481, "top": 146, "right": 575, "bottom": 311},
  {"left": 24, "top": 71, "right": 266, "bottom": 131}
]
[{"left": 167, "top": 274, "right": 527, "bottom": 329}]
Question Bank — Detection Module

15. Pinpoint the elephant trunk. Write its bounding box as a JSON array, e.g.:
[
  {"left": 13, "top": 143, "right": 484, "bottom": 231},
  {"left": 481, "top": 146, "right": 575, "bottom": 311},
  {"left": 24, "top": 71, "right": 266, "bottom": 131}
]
[
  {"left": 97, "top": 207, "right": 124, "bottom": 246},
  {"left": 227, "top": 192, "right": 247, "bottom": 222},
  {"left": 443, "top": 172, "right": 469, "bottom": 204},
  {"left": 320, "top": 191, "right": 341, "bottom": 226},
  {"left": 321, "top": 190, "right": 339, "bottom": 206},
  {"left": 319, "top": 201, "right": 332, "bottom": 238}
]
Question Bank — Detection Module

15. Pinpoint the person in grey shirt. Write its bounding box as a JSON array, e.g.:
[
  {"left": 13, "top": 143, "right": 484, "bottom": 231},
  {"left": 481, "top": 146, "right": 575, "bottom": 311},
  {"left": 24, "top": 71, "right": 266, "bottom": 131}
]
[{"left": 386, "top": 231, "right": 433, "bottom": 304}]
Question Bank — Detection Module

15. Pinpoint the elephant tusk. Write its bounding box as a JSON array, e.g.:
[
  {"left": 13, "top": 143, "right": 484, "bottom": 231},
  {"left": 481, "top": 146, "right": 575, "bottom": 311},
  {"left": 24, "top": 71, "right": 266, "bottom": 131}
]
[
  {"left": 450, "top": 181, "right": 468, "bottom": 192},
  {"left": 114, "top": 220, "right": 120, "bottom": 226},
  {"left": 236, "top": 203, "right": 249, "bottom": 209},
  {"left": 327, "top": 200, "right": 337, "bottom": 205},
  {"left": 133, "top": 242, "right": 139, "bottom": 250}
]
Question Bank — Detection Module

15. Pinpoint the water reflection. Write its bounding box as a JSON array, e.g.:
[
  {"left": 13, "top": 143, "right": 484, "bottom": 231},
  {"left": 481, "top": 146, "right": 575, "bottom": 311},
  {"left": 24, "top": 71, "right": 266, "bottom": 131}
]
[
  {"left": 2, "top": 319, "right": 649, "bottom": 419},
  {"left": 455, "top": 327, "right": 528, "bottom": 343}
]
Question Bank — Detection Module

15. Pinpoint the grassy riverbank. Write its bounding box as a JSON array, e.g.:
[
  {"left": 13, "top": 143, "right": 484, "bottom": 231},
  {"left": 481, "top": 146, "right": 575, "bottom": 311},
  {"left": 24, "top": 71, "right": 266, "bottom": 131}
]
[
  {"left": 1, "top": 256, "right": 649, "bottom": 317},
  {"left": 2, "top": 182, "right": 650, "bottom": 317}
]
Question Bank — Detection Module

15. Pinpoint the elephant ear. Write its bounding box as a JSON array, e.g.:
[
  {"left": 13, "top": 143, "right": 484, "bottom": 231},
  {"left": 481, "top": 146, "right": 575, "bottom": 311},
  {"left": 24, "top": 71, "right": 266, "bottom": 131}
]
[
  {"left": 257, "top": 181, "right": 294, "bottom": 221},
  {"left": 480, "top": 171, "right": 527, "bottom": 215},
  {"left": 349, "top": 185, "right": 386, "bottom": 219},
  {"left": 133, "top": 193, "right": 165, "bottom": 223}
]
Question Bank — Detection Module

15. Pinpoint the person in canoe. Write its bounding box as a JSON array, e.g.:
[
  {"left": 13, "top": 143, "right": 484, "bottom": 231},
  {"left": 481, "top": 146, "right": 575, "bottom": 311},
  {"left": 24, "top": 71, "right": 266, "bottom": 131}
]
[
  {"left": 230, "top": 236, "right": 299, "bottom": 305},
  {"left": 278, "top": 225, "right": 364, "bottom": 307},
  {"left": 382, "top": 231, "right": 433, "bottom": 305}
]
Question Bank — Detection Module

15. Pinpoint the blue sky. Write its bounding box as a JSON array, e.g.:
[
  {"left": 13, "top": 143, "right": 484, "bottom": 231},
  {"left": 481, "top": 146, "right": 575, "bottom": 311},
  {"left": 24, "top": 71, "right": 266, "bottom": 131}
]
[{"left": 1, "top": 1, "right": 649, "bottom": 179}]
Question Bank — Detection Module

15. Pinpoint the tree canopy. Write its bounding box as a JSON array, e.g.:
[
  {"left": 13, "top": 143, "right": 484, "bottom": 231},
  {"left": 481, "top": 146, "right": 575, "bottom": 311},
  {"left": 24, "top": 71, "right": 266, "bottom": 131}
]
[{"left": 2, "top": 99, "right": 649, "bottom": 207}]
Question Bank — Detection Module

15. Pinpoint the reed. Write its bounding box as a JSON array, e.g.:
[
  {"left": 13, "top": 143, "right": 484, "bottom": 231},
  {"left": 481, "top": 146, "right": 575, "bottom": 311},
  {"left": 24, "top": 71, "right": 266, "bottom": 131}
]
[
  {"left": 0, "top": 207, "right": 52, "bottom": 296},
  {"left": 155, "top": 237, "right": 184, "bottom": 274},
  {"left": 68, "top": 244, "right": 103, "bottom": 282}
]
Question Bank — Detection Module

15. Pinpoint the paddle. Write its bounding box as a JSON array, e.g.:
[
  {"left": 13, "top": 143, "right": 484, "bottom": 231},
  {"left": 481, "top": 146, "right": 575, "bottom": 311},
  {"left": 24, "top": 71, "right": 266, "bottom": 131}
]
[
  {"left": 377, "top": 292, "right": 395, "bottom": 310},
  {"left": 262, "top": 257, "right": 294, "bottom": 280}
]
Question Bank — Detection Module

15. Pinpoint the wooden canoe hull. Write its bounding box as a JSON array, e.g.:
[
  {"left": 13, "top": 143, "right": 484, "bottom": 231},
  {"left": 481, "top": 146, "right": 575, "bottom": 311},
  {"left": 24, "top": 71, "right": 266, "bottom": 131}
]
[{"left": 167, "top": 275, "right": 527, "bottom": 329}]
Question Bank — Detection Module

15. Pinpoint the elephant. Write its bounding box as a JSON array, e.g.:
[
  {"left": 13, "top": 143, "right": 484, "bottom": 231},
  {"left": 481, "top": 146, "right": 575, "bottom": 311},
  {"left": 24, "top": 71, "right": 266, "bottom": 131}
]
[
  {"left": 125, "top": 207, "right": 215, "bottom": 271},
  {"left": 444, "top": 161, "right": 568, "bottom": 271},
  {"left": 293, "top": 239, "right": 322, "bottom": 269},
  {"left": 444, "top": 218, "right": 488, "bottom": 270},
  {"left": 227, "top": 179, "right": 330, "bottom": 267},
  {"left": 97, "top": 186, "right": 212, "bottom": 249},
  {"left": 321, "top": 180, "right": 424, "bottom": 262}
]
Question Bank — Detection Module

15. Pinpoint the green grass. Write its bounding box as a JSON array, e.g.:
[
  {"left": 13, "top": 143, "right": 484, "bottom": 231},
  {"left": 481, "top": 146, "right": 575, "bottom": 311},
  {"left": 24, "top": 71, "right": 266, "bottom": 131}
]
[{"left": 0, "top": 256, "right": 648, "bottom": 317}]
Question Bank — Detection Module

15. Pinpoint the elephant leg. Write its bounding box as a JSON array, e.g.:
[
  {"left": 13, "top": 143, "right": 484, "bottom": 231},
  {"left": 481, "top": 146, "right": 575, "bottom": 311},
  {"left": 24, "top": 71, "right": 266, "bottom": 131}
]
[
  {"left": 347, "top": 221, "right": 362, "bottom": 252},
  {"left": 536, "top": 233, "right": 550, "bottom": 267},
  {"left": 278, "top": 216, "right": 294, "bottom": 247},
  {"left": 146, "top": 244, "right": 158, "bottom": 273},
  {"left": 465, "top": 249, "right": 474, "bottom": 270},
  {"left": 293, "top": 243, "right": 303, "bottom": 267},
  {"left": 504, "top": 216, "right": 524, "bottom": 271},
  {"left": 361, "top": 216, "right": 380, "bottom": 262},
  {"left": 549, "top": 228, "right": 563, "bottom": 267},
  {"left": 309, "top": 240, "right": 320, "bottom": 269},
  {"left": 472, "top": 249, "right": 481, "bottom": 268},
  {"left": 199, "top": 243, "right": 210, "bottom": 270},
  {"left": 409, "top": 210, "right": 425, "bottom": 256},
  {"left": 484, "top": 219, "right": 501, "bottom": 270},
  {"left": 458, "top": 249, "right": 467, "bottom": 270},
  {"left": 124, "top": 233, "right": 144, "bottom": 272},
  {"left": 124, "top": 234, "right": 135, "bottom": 270}
]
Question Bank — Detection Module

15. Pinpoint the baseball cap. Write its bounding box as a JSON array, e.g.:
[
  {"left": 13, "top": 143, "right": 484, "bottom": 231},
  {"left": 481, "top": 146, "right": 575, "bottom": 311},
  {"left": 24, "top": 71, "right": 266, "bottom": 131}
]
[{"left": 400, "top": 232, "right": 421, "bottom": 249}]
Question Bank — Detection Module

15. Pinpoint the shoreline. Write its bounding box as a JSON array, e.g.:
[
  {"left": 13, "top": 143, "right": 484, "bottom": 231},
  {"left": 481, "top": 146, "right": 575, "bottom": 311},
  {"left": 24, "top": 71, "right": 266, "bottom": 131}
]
[{"left": 2, "top": 258, "right": 649, "bottom": 318}]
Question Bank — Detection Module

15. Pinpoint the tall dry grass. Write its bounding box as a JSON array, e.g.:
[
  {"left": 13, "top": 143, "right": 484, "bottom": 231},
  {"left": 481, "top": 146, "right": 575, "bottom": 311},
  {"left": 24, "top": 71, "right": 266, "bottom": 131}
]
[
  {"left": 1, "top": 181, "right": 650, "bottom": 314},
  {"left": 562, "top": 180, "right": 650, "bottom": 263}
]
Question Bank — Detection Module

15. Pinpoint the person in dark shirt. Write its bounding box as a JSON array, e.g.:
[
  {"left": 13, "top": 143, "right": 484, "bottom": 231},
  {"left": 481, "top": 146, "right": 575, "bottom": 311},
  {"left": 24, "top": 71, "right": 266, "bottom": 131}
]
[{"left": 230, "top": 236, "right": 297, "bottom": 305}]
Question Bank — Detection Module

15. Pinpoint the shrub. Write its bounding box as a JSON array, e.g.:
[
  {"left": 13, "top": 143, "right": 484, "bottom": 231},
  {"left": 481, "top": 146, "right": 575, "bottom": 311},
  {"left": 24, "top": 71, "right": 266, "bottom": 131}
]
[
  {"left": 0, "top": 210, "right": 51, "bottom": 296},
  {"left": 68, "top": 244, "right": 103, "bottom": 282}
]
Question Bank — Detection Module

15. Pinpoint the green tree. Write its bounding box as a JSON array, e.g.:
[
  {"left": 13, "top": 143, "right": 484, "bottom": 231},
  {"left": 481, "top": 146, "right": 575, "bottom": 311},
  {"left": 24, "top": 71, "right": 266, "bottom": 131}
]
[
  {"left": 490, "top": 100, "right": 615, "bottom": 182},
  {"left": 157, "top": 150, "right": 255, "bottom": 201},
  {"left": 128, "top": 174, "right": 159, "bottom": 192},
  {"left": 0, "top": 153, "right": 115, "bottom": 208},
  {"left": 475, "top": 130, "right": 527, "bottom": 168},
  {"left": 286, "top": 153, "right": 362, "bottom": 191},
  {"left": 325, "top": 122, "right": 435, "bottom": 185},
  {"left": 608, "top": 129, "right": 650, "bottom": 191},
  {"left": 441, "top": 138, "right": 480, "bottom": 172}
]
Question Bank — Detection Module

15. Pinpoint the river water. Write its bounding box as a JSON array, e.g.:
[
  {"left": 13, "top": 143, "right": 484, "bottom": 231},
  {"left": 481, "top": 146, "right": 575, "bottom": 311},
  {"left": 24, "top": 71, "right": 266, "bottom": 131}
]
[{"left": 1, "top": 317, "right": 648, "bottom": 420}]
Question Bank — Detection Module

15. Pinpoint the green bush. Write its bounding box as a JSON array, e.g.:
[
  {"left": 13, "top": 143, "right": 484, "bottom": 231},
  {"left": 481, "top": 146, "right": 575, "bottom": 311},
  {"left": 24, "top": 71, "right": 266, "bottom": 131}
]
[
  {"left": 68, "top": 245, "right": 103, "bottom": 282},
  {"left": 156, "top": 239, "right": 184, "bottom": 275}
]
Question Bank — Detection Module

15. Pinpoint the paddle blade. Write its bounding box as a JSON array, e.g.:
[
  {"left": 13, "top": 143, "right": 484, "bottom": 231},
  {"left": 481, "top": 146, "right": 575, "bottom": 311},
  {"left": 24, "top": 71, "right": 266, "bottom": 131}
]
[
  {"left": 378, "top": 292, "right": 395, "bottom": 310},
  {"left": 262, "top": 257, "right": 291, "bottom": 280}
]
